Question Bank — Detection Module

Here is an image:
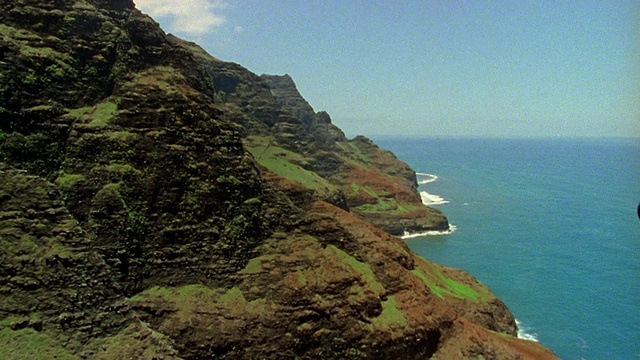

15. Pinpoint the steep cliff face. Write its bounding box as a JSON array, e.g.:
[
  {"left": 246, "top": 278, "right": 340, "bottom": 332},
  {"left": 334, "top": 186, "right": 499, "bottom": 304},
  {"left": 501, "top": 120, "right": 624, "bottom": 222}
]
[
  {"left": 0, "top": 1, "right": 558, "bottom": 359},
  {"left": 261, "top": 73, "right": 450, "bottom": 235}
]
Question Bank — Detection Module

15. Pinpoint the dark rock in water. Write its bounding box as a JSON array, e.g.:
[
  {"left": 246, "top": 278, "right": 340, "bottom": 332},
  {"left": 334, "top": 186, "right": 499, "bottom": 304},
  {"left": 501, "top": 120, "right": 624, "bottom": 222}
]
[{"left": 0, "top": 0, "right": 559, "bottom": 358}]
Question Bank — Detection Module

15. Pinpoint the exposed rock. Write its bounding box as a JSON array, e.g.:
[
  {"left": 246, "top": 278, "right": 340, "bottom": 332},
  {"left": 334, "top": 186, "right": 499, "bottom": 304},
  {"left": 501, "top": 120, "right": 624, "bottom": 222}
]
[
  {"left": 0, "top": 0, "right": 558, "bottom": 359},
  {"left": 0, "top": 164, "right": 129, "bottom": 356}
]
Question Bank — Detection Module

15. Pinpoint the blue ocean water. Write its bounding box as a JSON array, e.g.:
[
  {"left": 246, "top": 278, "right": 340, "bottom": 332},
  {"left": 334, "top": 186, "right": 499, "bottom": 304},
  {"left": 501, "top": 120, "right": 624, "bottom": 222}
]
[{"left": 373, "top": 137, "right": 640, "bottom": 360}]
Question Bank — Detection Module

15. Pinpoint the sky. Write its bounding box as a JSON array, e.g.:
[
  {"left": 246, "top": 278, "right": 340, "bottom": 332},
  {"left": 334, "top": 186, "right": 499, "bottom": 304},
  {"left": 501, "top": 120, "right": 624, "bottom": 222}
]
[{"left": 134, "top": 0, "right": 639, "bottom": 138}]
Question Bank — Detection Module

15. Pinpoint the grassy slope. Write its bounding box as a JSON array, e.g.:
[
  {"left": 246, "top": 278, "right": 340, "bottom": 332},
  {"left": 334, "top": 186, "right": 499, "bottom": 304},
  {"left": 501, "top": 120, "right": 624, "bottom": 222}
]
[
  {"left": 334, "top": 140, "right": 423, "bottom": 214},
  {"left": 244, "top": 135, "right": 338, "bottom": 198},
  {"left": 245, "top": 135, "right": 424, "bottom": 216}
]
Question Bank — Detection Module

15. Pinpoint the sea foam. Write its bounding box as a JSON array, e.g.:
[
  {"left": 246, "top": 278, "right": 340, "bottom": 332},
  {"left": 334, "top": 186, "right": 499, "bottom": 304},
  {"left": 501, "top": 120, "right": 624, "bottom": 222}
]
[
  {"left": 420, "top": 191, "right": 449, "bottom": 205},
  {"left": 416, "top": 172, "right": 449, "bottom": 205},
  {"left": 398, "top": 171, "right": 455, "bottom": 238},
  {"left": 516, "top": 319, "right": 539, "bottom": 342},
  {"left": 416, "top": 172, "right": 438, "bottom": 184},
  {"left": 400, "top": 224, "right": 457, "bottom": 239}
]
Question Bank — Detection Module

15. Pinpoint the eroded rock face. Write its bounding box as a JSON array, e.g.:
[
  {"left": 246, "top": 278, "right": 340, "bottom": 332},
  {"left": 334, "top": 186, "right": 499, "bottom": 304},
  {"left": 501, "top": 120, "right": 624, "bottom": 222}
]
[
  {"left": 0, "top": 1, "right": 558, "bottom": 359},
  {"left": 0, "top": 165, "right": 129, "bottom": 356}
]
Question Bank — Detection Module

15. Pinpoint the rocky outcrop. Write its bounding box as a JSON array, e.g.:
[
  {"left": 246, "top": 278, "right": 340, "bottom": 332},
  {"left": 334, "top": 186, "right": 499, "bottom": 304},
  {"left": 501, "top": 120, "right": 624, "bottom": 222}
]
[{"left": 0, "top": 1, "right": 558, "bottom": 358}]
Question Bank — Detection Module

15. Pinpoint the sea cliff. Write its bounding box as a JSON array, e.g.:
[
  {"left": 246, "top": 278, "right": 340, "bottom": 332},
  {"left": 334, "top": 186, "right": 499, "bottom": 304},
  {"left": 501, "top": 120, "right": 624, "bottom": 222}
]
[{"left": 0, "top": 1, "right": 558, "bottom": 358}]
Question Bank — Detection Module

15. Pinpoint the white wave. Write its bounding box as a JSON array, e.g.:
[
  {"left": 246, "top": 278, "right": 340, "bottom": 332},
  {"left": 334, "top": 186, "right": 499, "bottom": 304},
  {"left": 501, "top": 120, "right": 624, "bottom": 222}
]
[
  {"left": 420, "top": 191, "right": 449, "bottom": 206},
  {"left": 401, "top": 224, "right": 457, "bottom": 239},
  {"left": 416, "top": 172, "right": 438, "bottom": 184},
  {"left": 515, "top": 319, "right": 539, "bottom": 342}
]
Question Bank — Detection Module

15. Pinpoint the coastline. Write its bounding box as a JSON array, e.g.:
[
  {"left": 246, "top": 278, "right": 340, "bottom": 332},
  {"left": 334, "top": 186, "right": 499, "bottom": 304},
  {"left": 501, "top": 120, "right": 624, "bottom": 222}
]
[
  {"left": 411, "top": 171, "right": 541, "bottom": 344},
  {"left": 400, "top": 224, "right": 457, "bottom": 239}
]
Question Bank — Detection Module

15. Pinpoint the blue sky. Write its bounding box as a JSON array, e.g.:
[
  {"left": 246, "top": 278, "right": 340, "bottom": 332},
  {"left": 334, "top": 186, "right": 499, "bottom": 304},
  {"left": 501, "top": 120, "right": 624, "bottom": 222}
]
[{"left": 135, "top": 1, "right": 639, "bottom": 138}]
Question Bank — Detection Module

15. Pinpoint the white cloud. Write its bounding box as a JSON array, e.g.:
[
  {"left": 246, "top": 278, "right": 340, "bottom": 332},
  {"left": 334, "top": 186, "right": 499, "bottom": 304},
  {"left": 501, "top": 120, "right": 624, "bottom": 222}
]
[{"left": 135, "top": 0, "right": 229, "bottom": 36}]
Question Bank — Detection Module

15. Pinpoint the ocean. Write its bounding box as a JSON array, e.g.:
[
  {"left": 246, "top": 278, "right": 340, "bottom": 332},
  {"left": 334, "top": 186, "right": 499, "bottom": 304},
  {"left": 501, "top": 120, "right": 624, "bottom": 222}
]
[{"left": 372, "top": 137, "right": 640, "bottom": 360}]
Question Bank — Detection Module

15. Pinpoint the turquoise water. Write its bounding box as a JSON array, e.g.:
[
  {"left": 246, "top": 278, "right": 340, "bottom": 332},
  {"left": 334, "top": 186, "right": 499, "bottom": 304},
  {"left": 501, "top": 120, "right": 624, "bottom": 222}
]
[{"left": 373, "top": 137, "right": 640, "bottom": 360}]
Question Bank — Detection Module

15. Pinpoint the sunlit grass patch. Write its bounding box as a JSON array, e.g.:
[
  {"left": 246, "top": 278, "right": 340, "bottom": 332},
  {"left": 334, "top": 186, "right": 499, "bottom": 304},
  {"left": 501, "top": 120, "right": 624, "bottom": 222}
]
[{"left": 411, "top": 258, "right": 489, "bottom": 303}]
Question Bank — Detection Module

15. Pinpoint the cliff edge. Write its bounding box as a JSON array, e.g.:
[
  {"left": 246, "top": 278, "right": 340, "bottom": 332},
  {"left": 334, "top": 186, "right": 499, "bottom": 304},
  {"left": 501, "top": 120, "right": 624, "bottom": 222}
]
[{"left": 0, "top": 1, "right": 557, "bottom": 359}]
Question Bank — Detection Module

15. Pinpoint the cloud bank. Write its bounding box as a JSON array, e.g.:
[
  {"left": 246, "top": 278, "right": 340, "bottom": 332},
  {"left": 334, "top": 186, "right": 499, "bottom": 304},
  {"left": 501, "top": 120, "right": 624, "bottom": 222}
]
[{"left": 134, "top": 0, "right": 228, "bottom": 36}]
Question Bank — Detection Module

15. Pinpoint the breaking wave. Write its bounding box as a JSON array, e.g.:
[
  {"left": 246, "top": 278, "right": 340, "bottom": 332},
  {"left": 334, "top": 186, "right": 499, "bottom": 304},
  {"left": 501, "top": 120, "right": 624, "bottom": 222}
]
[
  {"left": 516, "top": 320, "right": 539, "bottom": 342},
  {"left": 416, "top": 172, "right": 438, "bottom": 184},
  {"left": 398, "top": 171, "right": 455, "bottom": 238},
  {"left": 400, "top": 224, "right": 457, "bottom": 239},
  {"left": 416, "top": 172, "right": 449, "bottom": 205},
  {"left": 420, "top": 191, "right": 449, "bottom": 205}
]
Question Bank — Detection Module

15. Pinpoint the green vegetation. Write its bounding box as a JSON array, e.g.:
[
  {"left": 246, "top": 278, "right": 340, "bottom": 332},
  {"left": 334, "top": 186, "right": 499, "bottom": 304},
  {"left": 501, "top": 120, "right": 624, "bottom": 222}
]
[
  {"left": 55, "top": 173, "right": 85, "bottom": 190},
  {"left": 239, "top": 254, "right": 275, "bottom": 275},
  {"left": 0, "top": 327, "right": 77, "bottom": 360},
  {"left": 1, "top": 233, "right": 35, "bottom": 253},
  {"left": 72, "top": 0, "right": 97, "bottom": 11},
  {"left": 105, "top": 130, "right": 136, "bottom": 141},
  {"left": 128, "top": 286, "right": 173, "bottom": 302},
  {"left": 43, "top": 242, "right": 72, "bottom": 258},
  {"left": 86, "top": 322, "right": 175, "bottom": 360},
  {"left": 371, "top": 295, "right": 408, "bottom": 331},
  {"left": 334, "top": 139, "right": 394, "bottom": 173},
  {"left": 349, "top": 183, "right": 423, "bottom": 216},
  {"left": 0, "top": 24, "right": 40, "bottom": 42},
  {"left": 121, "top": 66, "right": 185, "bottom": 94},
  {"left": 350, "top": 183, "right": 378, "bottom": 198},
  {"left": 88, "top": 102, "right": 118, "bottom": 127},
  {"left": 328, "top": 245, "right": 385, "bottom": 295},
  {"left": 355, "top": 198, "right": 404, "bottom": 214},
  {"left": 494, "top": 331, "right": 515, "bottom": 339},
  {"left": 218, "top": 286, "right": 246, "bottom": 305},
  {"left": 21, "top": 61, "right": 77, "bottom": 86},
  {"left": 353, "top": 197, "right": 424, "bottom": 215},
  {"left": 44, "top": 64, "right": 69, "bottom": 79},
  {"left": 0, "top": 2, "right": 534, "bottom": 357},
  {"left": 129, "top": 284, "right": 270, "bottom": 326},
  {"left": 335, "top": 141, "right": 371, "bottom": 166},
  {"left": 2, "top": 229, "right": 72, "bottom": 262},
  {"left": 105, "top": 163, "right": 139, "bottom": 175},
  {"left": 411, "top": 258, "right": 487, "bottom": 302},
  {"left": 66, "top": 101, "right": 118, "bottom": 128},
  {"left": 245, "top": 135, "right": 337, "bottom": 196},
  {"left": 0, "top": 24, "right": 77, "bottom": 86},
  {"left": 20, "top": 45, "right": 73, "bottom": 63},
  {"left": 21, "top": 72, "right": 43, "bottom": 86},
  {"left": 128, "top": 285, "right": 217, "bottom": 324}
]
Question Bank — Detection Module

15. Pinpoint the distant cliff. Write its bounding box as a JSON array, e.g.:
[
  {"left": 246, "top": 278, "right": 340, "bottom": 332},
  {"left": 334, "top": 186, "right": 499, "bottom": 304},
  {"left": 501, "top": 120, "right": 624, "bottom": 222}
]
[
  {"left": 259, "top": 72, "right": 450, "bottom": 235},
  {"left": 0, "top": 1, "right": 558, "bottom": 359}
]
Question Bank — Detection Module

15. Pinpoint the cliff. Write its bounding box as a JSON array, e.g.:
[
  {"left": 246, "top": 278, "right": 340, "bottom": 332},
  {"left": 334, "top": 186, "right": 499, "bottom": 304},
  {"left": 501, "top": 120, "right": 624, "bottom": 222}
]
[
  {"left": 0, "top": 1, "right": 558, "bottom": 359},
  {"left": 259, "top": 74, "right": 448, "bottom": 235},
  {"left": 168, "top": 40, "right": 448, "bottom": 235}
]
